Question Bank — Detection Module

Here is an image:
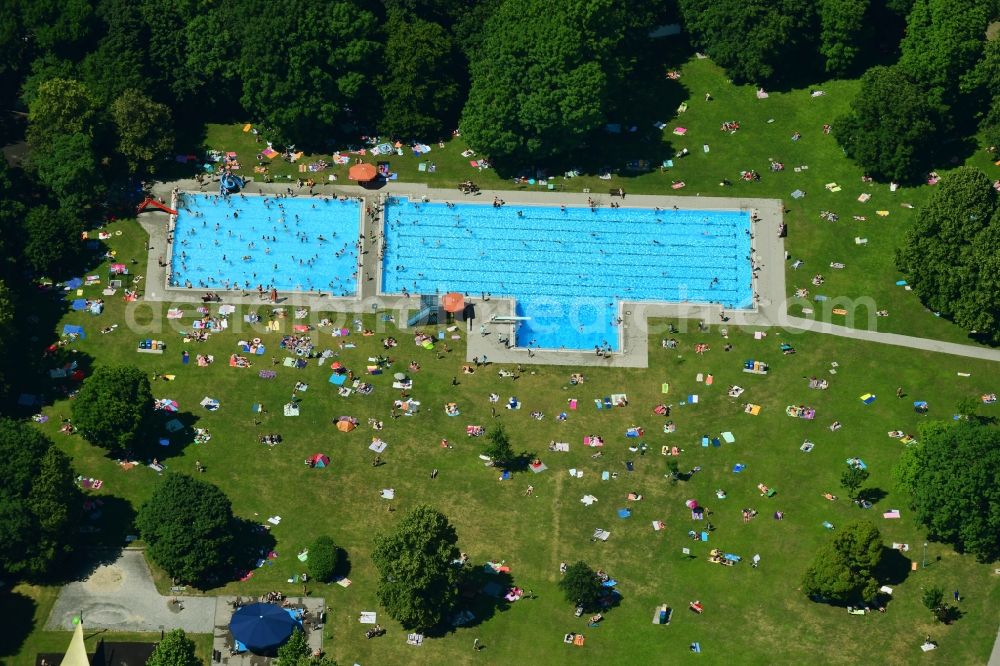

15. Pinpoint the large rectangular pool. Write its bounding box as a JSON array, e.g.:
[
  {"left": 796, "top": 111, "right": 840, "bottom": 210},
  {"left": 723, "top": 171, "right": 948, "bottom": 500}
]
[
  {"left": 170, "top": 193, "right": 361, "bottom": 295},
  {"left": 380, "top": 197, "right": 752, "bottom": 350}
]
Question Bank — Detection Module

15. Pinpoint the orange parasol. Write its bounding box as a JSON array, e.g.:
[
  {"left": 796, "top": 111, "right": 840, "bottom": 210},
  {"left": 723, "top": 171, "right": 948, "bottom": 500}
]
[
  {"left": 336, "top": 420, "right": 355, "bottom": 432},
  {"left": 441, "top": 292, "right": 465, "bottom": 313},
  {"left": 348, "top": 163, "right": 378, "bottom": 181}
]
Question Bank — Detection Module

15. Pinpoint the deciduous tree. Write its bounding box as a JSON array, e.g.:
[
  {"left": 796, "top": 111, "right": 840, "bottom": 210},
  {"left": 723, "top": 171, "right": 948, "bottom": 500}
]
[
  {"left": 308, "top": 535, "right": 340, "bottom": 583},
  {"left": 558, "top": 560, "right": 604, "bottom": 612},
  {"left": 136, "top": 474, "right": 237, "bottom": 585},
  {"left": 897, "top": 0, "right": 989, "bottom": 112},
  {"left": 818, "top": 0, "right": 871, "bottom": 75},
  {"left": 236, "top": 0, "right": 381, "bottom": 147},
  {"left": 26, "top": 78, "right": 97, "bottom": 150},
  {"left": 678, "top": 0, "right": 817, "bottom": 84},
  {"left": 71, "top": 365, "right": 153, "bottom": 450},
  {"left": 379, "top": 10, "right": 462, "bottom": 140},
  {"left": 461, "top": 0, "right": 629, "bottom": 163},
  {"left": 802, "top": 521, "right": 884, "bottom": 603},
  {"left": 840, "top": 466, "right": 869, "bottom": 500},
  {"left": 895, "top": 166, "right": 1000, "bottom": 342},
  {"left": 372, "top": 505, "right": 460, "bottom": 631},
  {"left": 483, "top": 422, "right": 515, "bottom": 468},
  {"left": 0, "top": 420, "right": 81, "bottom": 579},
  {"left": 834, "top": 65, "right": 938, "bottom": 182},
  {"left": 110, "top": 90, "right": 174, "bottom": 174},
  {"left": 147, "top": 628, "right": 199, "bottom": 666},
  {"left": 30, "top": 133, "right": 105, "bottom": 211},
  {"left": 894, "top": 421, "right": 1000, "bottom": 562},
  {"left": 23, "top": 205, "right": 84, "bottom": 276},
  {"left": 275, "top": 629, "right": 310, "bottom": 665}
]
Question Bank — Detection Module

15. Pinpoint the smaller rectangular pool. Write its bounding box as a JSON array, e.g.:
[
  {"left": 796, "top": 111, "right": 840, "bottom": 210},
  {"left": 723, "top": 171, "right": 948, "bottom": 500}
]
[{"left": 170, "top": 193, "right": 361, "bottom": 295}]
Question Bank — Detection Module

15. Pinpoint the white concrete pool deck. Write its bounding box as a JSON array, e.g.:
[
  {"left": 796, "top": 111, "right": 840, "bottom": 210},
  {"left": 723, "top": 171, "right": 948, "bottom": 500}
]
[{"left": 142, "top": 179, "right": 1000, "bottom": 366}]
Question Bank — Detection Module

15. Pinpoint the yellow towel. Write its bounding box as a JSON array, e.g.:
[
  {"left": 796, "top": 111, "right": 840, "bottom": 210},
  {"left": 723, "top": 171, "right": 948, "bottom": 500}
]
[
  {"left": 876, "top": 210, "right": 889, "bottom": 217},
  {"left": 242, "top": 123, "right": 252, "bottom": 133}
]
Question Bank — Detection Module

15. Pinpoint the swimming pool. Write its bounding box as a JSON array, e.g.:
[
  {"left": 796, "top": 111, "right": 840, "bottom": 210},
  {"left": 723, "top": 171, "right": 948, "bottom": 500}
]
[
  {"left": 169, "top": 193, "right": 361, "bottom": 295},
  {"left": 380, "top": 197, "right": 752, "bottom": 350}
]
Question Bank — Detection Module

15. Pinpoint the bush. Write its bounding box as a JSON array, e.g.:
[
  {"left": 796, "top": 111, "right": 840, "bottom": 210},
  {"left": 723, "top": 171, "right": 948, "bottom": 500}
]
[{"left": 308, "top": 535, "right": 340, "bottom": 583}]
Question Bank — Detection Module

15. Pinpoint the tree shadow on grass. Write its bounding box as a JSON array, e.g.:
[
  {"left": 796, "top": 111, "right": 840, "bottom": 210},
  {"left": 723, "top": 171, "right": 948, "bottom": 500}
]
[
  {"left": 332, "top": 547, "right": 352, "bottom": 581},
  {"left": 139, "top": 408, "right": 202, "bottom": 463},
  {"left": 432, "top": 567, "right": 514, "bottom": 637},
  {"left": 32, "top": 495, "right": 139, "bottom": 586},
  {"left": 857, "top": 487, "right": 887, "bottom": 505},
  {"left": 876, "top": 547, "right": 912, "bottom": 586},
  {"left": 0, "top": 589, "right": 37, "bottom": 659},
  {"left": 221, "top": 517, "right": 278, "bottom": 590}
]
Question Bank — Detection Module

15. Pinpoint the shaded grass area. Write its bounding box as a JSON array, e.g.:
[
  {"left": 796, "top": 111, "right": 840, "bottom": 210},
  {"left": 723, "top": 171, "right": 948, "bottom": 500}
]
[{"left": 13, "top": 217, "right": 999, "bottom": 665}]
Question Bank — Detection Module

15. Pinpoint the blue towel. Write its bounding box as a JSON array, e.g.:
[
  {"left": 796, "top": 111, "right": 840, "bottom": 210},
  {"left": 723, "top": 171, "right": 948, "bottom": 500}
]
[
  {"left": 617, "top": 508, "right": 631, "bottom": 519},
  {"left": 700, "top": 531, "right": 709, "bottom": 541},
  {"left": 63, "top": 324, "right": 86, "bottom": 339},
  {"left": 895, "top": 280, "right": 907, "bottom": 286},
  {"left": 602, "top": 579, "right": 617, "bottom": 587},
  {"left": 733, "top": 463, "right": 745, "bottom": 473},
  {"left": 701, "top": 436, "right": 709, "bottom": 447},
  {"left": 329, "top": 373, "right": 347, "bottom": 385},
  {"left": 712, "top": 438, "right": 721, "bottom": 447},
  {"left": 71, "top": 299, "right": 87, "bottom": 310}
]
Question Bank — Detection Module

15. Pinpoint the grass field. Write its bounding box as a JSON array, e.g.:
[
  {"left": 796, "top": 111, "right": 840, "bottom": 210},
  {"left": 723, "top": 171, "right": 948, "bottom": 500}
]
[
  {"left": 5, "top": 212, "right": 997, "bottom": 666},
  {"left": 196, "top": 57, "right": 998, "bottom": 349}
]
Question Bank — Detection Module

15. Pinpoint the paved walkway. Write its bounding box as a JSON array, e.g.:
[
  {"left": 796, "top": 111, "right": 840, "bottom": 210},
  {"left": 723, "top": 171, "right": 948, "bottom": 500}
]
[
  {"left": 989, "top": 624, "right": 1000, "bottom": 666},
  {"left": 135, "top": 179, "right": 998, "bottom": 367},
  {"left": 46, "top": 549, "right": 215, "bottom": 633}
]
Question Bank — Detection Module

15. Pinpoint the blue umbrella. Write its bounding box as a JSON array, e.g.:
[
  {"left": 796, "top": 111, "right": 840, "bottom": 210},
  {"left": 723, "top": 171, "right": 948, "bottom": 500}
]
[{"left": 229, "top": 603, "right": 300, "bottom": 652}]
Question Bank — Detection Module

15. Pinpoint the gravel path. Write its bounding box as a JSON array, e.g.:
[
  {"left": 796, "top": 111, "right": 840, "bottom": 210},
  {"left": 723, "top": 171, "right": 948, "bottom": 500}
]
[{"left": 46, "top": 550, "right": 215, "bottom": 633}]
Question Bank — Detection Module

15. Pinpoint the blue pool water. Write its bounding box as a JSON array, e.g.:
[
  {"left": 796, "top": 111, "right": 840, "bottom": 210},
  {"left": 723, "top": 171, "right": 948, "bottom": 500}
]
[
  {"left": 170, "top": 193, "right": 360, "bottom": 294},
  {"left": 381, "top": 197, "right": 752, "bottom": 350}
]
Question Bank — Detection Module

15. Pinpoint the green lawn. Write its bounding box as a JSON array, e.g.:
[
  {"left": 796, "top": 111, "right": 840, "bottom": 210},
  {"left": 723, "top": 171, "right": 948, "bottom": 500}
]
[
  {"left": 199, "top": 57, "right": 997, "bottom": 349},
  {"left": 8, "top": 217, "right": 998, "bottom": 665}
]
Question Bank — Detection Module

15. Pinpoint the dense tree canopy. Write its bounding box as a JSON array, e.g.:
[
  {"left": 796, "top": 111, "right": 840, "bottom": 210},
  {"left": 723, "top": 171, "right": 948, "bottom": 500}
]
[
  {"left": 80, "top": 0, "right": 148, "bottom": 106},
  {"left": 818, "top": 0, "right": 872, "bottom": 76},
  {"left": 894, "top": 421, "right": 1000, "bottom": 562},
  {"left": 71, "top": 365, "right": 153, "bottom": 450},
  {"left": 23, "top": 206, "right": 84, "bottom": 276},
  {"left": 834, "top": 65, "right": 939, "bottom": 183},
  {"left": 461, "top": 0, "right": 631, "bottom": 163},
  {"left": 896, "top": 0, "right": 990, "bottom": 113},
  {"left": 378, "top": 10, "right": 462, "bottom": 140},
  {"left": 136, "top": 474, "right": 237, "bottom": 585},
  {"left": 146, "top": 628, "right": 199, "bottom": 666},
  {"left": 110, "top": 90, "right": 174, "bottom": 173},
  {"left": 26, "top": 78, "right": 97, "bottom": 150},
  {"left": 679, "top": 0, "right": 817, "bottom": 84},
  {"left": 802, "top": 521, "right": 884, "bottom": 603},
  {"left": 30, "top": 133, "right": 105, "bottom": 211},
  {"left": 236, "top": 0, "right": 382, "bottom": 147},
  {"left": 895, "top": 166, "right": 1000, "bottom": 342},
  {"left": 372, "top": 504, "right": 461, "bottom": 631},
  {"left": 0, "top": 419, "right": 80, "bottom": 579}
]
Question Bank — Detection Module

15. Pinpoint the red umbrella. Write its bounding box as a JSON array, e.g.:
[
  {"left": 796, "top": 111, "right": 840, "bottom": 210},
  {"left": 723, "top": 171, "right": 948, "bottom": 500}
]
[
  {"left": 348, "top": 163, "right": 378, "bottom": 181},
  {"left": 441, "top": 292, "right": 464, "bottom": 313}
]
